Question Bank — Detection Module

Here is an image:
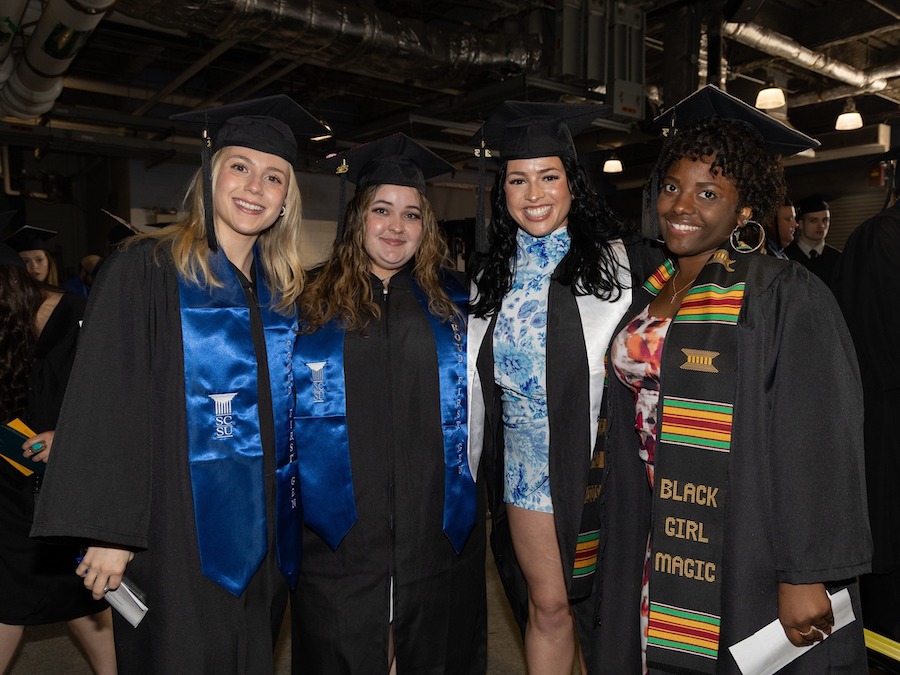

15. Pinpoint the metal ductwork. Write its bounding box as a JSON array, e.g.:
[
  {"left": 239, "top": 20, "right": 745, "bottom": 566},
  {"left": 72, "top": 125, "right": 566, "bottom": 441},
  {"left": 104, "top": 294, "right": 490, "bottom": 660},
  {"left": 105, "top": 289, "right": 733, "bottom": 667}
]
[
  {"left": 110, "top": 0, "right": 542, "bottom": 86},
  {"left": 723, "top": 21, "right": 889, "bottom": 94},
  {"left": 0, "top": 0, "right": 117, "bottom": 118},
  {"left": 0, "top": 0, "right": 29, "bottom": 87}
]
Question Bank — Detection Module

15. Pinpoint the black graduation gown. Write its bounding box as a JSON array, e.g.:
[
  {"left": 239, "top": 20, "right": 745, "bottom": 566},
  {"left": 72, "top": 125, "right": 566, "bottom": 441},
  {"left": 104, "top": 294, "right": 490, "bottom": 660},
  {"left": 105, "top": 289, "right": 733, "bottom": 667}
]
[
  {"left": 31, "top": 241, "right": 288, "bottom": 674},
  {"left": 784, "top": 240, "right": 841, "bottom": 286},
  {"left": 0, "top": 292, "right": 109, "bottom": 624},
  {"left": 291, "top": 268, "right": 486, "bottom": 675},
  {"left": 471, "top": 236, "right": 662, "bottom": 663},
  {"left": 592, "top": 254, "right": 872, "bottom": 674},
  {"left": 832, "top": 202, "right": 900, "bottom": 639}
]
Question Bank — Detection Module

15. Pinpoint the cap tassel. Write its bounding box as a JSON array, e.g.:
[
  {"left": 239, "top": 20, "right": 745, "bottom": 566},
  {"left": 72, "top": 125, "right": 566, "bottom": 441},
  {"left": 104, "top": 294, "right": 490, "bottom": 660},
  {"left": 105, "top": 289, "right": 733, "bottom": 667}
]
[
  {"left": 475, "top": 140, "right": 490, "bottom": 254},
  {"left": 202, "top": 128, "right": 217, "bottom": 253},
  {"left": 333, "top": 159, "right": 349, "bottom": 243}
]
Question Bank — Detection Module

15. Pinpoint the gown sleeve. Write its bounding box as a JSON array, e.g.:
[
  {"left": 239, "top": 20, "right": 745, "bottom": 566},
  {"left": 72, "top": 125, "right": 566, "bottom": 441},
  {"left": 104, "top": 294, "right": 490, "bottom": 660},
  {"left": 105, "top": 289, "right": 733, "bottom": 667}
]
[
  {"left": 31, "top": 243, "right": 163, "bottom": 550},
  {"left": 762, "top": 263, "right": 872, "bottom": 583}
]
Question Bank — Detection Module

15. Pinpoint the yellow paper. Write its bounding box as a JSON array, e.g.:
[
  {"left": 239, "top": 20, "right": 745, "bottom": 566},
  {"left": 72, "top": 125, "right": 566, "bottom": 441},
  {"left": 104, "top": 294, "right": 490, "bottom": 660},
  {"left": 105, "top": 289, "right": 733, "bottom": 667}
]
[{"left": 2, "top": 418, "right": 38, "bottom": 476}]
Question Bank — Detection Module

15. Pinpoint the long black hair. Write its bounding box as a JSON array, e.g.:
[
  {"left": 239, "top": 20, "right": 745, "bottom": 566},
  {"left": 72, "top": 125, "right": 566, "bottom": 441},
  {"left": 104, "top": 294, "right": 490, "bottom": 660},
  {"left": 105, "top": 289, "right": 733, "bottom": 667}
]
[
  {"left": 0, "top": 265, "right": 44, "bottom": 422},
  {"left": 470, "top": 155, "right": 628, "bottom": 318}
]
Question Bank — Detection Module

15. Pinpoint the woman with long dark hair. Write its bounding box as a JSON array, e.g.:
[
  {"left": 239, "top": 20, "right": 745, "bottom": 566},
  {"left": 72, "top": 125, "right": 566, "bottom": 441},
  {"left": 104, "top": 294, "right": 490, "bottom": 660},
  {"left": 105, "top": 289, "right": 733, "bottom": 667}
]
[
  {"left": 594, "top": 86, "right": 870, "bottom": 674},
  {"left": 0, "top": 242, "right": 115, "bottom": 674},
  {"left": 469, "top": 102, "right": 660, "bottom": 674},
  {"left": 292, "top": 133, "right": 485, "bottom": 674}
]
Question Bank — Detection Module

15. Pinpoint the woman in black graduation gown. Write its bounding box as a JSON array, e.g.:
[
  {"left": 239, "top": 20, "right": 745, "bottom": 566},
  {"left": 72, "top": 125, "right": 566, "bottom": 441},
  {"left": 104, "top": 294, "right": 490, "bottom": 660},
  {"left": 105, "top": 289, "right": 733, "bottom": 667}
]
[
  {"left": 293, "top": 133, "right": 485, "bottom": 674},
  {"left": 593, "top": 85, "right": 871, "bottom": 674},
  {"left": 0, "top": 243, "right": 115, "bottom": 674},
  {"left": 468, "top": 102, "right": 659, "bottom": 674},
  {"left": 31, "top": 96, "right": 326, "bottom": 674}
]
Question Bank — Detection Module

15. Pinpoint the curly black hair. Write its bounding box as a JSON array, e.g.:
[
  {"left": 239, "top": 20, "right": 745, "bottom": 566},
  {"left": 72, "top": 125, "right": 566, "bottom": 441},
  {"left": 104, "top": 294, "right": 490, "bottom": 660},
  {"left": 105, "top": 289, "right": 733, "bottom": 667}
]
[
  {"left": 0, "top": 265, "right": 42, "bottom": 422},
  {"left": 470, "top": 155, "right": 628, "bottom": 318},
  {"left": 653, "top": 116, "right": 786, "bottom": 228}
]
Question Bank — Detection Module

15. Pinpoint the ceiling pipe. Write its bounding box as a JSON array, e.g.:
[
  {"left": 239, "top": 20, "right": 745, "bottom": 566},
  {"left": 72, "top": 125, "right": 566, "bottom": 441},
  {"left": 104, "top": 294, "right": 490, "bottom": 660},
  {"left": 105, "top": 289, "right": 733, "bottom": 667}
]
[
  {"left": 722, "top": 21, "right": 889, "bottom": 93},
  {"left": 0, "top": 0, "right": 118, "bottom": 118},
  {"left": 0, "top": 1, "right": 29, "bottom": 87},
  {"left": 109, "top": 0, "right": 541, "bottom": 86}
]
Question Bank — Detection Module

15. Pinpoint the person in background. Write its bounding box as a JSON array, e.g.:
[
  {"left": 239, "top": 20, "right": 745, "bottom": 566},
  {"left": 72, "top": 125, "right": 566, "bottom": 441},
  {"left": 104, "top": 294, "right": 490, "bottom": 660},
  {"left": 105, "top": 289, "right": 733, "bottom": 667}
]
[
  {"left": 469, "top": 101, "right": 660, "bottom": 674},
  {"left": 0, "top": 242, "right": 116, "bottom": 675},
  {"left": 293, "top": 133, "right": 484, "bottom": 674},
  {"left": 764, "top": 196, "right": 796, "bottom": 259},
  {"left": 593, "top": 85, "right": 870, "bottom": 674},
  {"left": 5, "top": 224, "right": 59, "bottom": 286},
  {"left": 784, "top": 194, "right": 841, "bottom": 283},
  {"left": 61, "top": 254, "right": 102, "bottom": 298},
  {"left": 31, "top": 96, "right": 325, "bottom": 674}
]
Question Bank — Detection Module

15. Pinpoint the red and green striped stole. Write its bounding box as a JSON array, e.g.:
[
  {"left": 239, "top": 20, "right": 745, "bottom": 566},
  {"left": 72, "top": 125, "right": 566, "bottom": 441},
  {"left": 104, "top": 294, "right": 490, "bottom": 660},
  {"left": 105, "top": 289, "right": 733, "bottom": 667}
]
[{"left": 644, "top": 247, "right": 750, "bottom": 673}]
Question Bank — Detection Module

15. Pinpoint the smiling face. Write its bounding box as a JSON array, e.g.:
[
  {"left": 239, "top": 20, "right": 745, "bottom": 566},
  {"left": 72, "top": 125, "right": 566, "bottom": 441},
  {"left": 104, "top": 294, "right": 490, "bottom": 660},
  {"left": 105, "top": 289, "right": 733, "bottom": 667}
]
[
  {"left": 657, "top": 156, "right": 751, "bottom": 273},
  {"left": 776, "top": 204, "right": 797, "bottom": 248},
  {"left": 19, "top": 249, "right": 49, "bottom": 282},
  {"left": 363, "top": 184, "right": 424, "bottom": 280},
  {"left": 212, "top": 146, "right": 291, "bottom": 254},
  {"left": 503, "top": 156, "right": 572, "bottom": 237}
]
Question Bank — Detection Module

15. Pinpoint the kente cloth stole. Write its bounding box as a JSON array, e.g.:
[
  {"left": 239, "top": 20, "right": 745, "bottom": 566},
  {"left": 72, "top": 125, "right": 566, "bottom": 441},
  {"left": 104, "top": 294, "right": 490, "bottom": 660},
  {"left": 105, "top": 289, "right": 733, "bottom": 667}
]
[
  {"left": 294, "top": 272, "right": 476, "bottom": 554},
  {"left": 644, "top": 248, "right": 749, "bottom": 673},
  {"left": 180, "top": 250, "right": 299, "bottom": 596}
]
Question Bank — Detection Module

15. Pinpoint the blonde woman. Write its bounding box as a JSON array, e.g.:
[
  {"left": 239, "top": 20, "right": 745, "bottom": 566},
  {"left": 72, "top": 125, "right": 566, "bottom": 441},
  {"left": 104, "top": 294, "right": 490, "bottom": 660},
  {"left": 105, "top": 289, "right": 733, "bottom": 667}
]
[{"left": 32, "top": 96, "right": 323, "bottom": 674}]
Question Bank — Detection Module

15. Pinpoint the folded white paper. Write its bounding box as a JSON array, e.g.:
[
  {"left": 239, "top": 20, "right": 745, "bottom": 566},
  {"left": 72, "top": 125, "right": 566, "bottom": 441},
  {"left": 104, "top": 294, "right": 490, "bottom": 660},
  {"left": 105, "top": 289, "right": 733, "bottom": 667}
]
[
  {"left": 728, "top": 588, "right": 855, "bottom": 675},
  {"left": 105, "top": 576, "right": 149, "bottom": 628}
]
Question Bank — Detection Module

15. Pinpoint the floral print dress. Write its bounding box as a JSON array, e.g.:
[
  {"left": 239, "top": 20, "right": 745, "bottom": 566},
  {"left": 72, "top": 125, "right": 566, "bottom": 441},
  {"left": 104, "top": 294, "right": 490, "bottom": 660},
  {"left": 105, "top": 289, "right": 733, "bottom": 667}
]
[
  {"left": 493, "top": 226, "right": 571, "bottom": 513},
  {"left": 611, "top": 305, "right": 672, "bottom": 673}
]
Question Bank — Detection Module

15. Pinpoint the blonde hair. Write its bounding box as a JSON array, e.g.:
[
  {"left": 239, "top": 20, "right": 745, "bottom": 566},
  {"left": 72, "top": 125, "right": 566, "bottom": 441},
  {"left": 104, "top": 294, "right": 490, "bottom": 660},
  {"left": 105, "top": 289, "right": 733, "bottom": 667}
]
[
  {"left": 129, "top": 148, "right": 305, "bottom": 314},
  {"left": 300, "top": 184, "right": 461, "bottom": 332}
]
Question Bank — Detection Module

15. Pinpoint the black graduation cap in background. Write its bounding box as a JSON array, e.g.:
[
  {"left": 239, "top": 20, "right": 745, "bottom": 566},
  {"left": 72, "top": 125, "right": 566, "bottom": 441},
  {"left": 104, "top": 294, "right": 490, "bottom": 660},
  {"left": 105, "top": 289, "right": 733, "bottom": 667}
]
[
  {"left": 171, "top": 95, "right": 328, "bottom": 251},
  {"left": 4, "top": 224, "right": 57, "bottom": 253},
  {"left": 653, "top": 84, "right": 820, "bottom": 157},
  {"left": 319, "top": 133, "right": 454, "bottom": 238},
  {"left": 794, "top": 193, "right": 830, "bottom": 217},
  {"left": 0, "top": 242, "right": 24, "bottom": 268},
  {"left": 473, "top": 101, "right": 612, "bottom": 161}
]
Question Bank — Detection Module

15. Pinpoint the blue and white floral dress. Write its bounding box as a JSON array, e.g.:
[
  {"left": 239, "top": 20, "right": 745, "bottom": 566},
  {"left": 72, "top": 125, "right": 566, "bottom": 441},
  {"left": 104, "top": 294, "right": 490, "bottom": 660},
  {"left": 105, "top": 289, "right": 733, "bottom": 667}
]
[{"left": 493, "top": 226, "right": 571, "bottom": 513}]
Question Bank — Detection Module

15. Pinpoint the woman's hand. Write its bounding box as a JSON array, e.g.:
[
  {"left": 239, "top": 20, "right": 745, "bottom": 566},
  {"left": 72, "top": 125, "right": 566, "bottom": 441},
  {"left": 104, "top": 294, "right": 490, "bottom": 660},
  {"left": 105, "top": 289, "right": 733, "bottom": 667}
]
[
  {"left": 76, "top": 545, "right": 135, "bottom": 600},
  {"left": 778, "top": 582, "right": 834, "bottom": 646},
  {"left": 21, "top": 430, "right": 54, "bottom": 464}
]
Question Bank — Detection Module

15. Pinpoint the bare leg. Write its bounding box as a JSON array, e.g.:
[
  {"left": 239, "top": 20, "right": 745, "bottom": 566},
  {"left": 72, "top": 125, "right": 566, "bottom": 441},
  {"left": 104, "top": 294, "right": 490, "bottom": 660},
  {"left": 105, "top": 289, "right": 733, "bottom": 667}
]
[
  {"left": 388, "top": 624, "right": 397, "bottom": 675},
  {"left": 507, "top": 505, "right": 577, "bottom": 675},
  {"left": 0, "top": 623, "right": 24, "bottom": 675},
  {"left": 67, "top": 609, "right": 117, "bottom": 675}
]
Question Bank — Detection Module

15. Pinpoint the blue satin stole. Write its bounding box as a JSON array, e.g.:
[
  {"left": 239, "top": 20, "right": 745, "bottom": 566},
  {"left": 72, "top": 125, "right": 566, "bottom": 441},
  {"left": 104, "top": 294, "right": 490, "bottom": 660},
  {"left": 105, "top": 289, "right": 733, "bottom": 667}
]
[
  {"left": 179, "top": 249, "right": 299, "bottom": 596},
  {"left": 294, "top": 271, "right": 476, "bottom": 554}
]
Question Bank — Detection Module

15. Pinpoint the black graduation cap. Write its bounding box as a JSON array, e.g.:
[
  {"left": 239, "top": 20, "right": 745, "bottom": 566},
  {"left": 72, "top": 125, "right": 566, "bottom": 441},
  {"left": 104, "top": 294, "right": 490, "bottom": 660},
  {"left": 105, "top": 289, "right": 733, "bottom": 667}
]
[
  {"left": 171, "top": 95, "right": 328, "bottom": 251},
  {"left": 4, "top": 224, "right": 57, "bottom": 253},
  {"left": 653, "top": 84, "right": 820, "bottom": 157},
  {"left": 0, "top": 242, "right": 24, "bottom": 268},
  {"left": 319, "top": 133, "right": 454, "bottom": 238},
  {"left": 473, "top": 101, "right": 612, "bottom": 161},
  {"left": 794, "top": 194, "right": 830, "bottom": 217}
]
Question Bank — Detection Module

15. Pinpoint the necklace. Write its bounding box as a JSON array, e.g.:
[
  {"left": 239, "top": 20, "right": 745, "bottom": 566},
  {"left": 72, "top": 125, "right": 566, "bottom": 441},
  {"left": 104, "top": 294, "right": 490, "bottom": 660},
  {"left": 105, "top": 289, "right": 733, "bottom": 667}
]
[{"left": 669, "top": 270, "right": 695, "bottom": 304}]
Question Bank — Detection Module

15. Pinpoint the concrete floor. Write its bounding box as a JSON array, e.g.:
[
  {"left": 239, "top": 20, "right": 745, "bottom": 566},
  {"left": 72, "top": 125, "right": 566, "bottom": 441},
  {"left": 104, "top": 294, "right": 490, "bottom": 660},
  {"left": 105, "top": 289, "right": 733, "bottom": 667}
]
[{"left": 7, "top": 544, "right": 531, "bottom": 674}]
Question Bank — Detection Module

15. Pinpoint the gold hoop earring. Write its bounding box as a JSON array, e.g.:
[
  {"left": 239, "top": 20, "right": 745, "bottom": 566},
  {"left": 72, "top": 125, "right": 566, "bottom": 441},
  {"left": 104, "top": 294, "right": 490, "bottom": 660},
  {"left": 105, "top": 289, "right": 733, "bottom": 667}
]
[{"left": 730, "top": 219, "right": 766, "bottom": 254}]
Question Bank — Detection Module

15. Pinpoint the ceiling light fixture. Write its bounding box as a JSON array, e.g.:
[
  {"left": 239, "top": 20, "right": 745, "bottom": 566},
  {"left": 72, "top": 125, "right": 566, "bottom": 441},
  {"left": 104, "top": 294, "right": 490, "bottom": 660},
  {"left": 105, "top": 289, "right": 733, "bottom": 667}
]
[
  {"left": 834, "top": 99, "right": 863, "bottom": 131},
  {"left": 603, "top": 154, "right": 623, "bottom": 174},
  {"left": 755, "top": 85, "right": 786, "bottom": 110}
]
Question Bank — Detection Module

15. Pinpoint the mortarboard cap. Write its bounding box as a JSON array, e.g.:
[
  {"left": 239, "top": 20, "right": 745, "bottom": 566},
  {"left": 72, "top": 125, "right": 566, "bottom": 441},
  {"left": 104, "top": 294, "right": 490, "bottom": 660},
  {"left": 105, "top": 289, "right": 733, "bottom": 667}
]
[
  {"left": 171, "top": 94, "right": 326, "bottom": 168},
  {"left": 0, "top": 242, "right": 24, "bottom": 268},
  {"left": 319, "top": 132, "right": 454, "bottom": 193},
  {"left": 654, "top": 84, "right": 820, "bottom": 157},
  {"left": 171, "top": 95, "right": 327, "bottom": 252},
  {"left": 4, "top": 224, "right": 57, "bottom": 253},
  {"left": 794, "top": 194, "right": 830, "bottom": 217},
  {"left": 473, "top": 101, "right": 611, "bottom": 161}
]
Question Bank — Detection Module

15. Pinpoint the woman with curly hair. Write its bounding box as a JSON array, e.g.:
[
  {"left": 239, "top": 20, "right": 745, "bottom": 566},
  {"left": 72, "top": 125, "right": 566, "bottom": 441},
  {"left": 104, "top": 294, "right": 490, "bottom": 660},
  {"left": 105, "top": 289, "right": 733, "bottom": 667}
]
[
  {"left": 592, "top": 86, "right": 871, "bottom": 674},
  {"left": 468, "top": 102, "right": 661, "bottom": 674},
  {"left": 0, "top": 243, "right": 115, "bottom": 674},
  {"left": 292, "top": 133, "right": 484, "bottom": 673},
  {"left": 32, "top": 96, "right": 325, "bottom": 674}
]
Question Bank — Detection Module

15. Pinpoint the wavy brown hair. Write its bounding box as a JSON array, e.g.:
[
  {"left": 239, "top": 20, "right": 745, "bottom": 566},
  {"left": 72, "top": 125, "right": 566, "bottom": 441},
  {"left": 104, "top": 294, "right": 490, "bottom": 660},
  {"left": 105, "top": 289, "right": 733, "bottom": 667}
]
[
  {"left": 300, "top": 184, "right": 461, "bottom": 332},
  {"left": 0, "top": 265, "right": 44, "bottom": 421},
  {"left": 127, "top": 147, "right": 305, "bottom": 314}
]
